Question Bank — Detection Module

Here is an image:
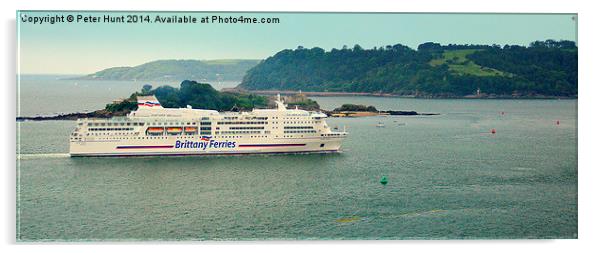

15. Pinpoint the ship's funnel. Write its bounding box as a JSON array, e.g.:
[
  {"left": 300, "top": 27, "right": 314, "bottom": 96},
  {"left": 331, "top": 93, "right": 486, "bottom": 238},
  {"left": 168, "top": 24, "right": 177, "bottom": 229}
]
[{"left": 136, "top": 95, "right": 163, "bottom": 109}]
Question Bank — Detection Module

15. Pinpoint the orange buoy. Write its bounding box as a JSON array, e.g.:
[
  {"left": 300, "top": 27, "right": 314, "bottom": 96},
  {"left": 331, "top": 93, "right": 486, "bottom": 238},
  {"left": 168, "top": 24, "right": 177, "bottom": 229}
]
[{"left": 491, "top": 129, "right": 496, "bottom": 134}]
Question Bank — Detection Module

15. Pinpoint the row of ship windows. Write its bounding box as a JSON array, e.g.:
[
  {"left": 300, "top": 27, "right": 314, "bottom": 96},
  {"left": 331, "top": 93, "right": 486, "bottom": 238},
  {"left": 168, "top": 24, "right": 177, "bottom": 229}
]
[
  {"left": 219, "top": 130, "right": 262, "bottom": 135},
  {"left": 221, "top": 116, "right": 315, "bottom": 121},
  {"left": 144, "top": 135, "right": 270, "bottom": 139},
  {"left": 223, "top": 117, "right": 268, "bottom": 120},
  {"left": 284, "top": 121, "right": 318, "bottom": 124},
  {"left": 147, "top": 131, "right": 212, "bottom": 136},
  {"left": 217, "top": 121, "right": 319, "bottom": 125},
  {"left": 220, "top": 135, "right": 269, "bottom": 139},
  {"left": 217, "top": 121, "right": 268, "bottom": 125},
  {"left": 83, "top": 129, "right": 326, "bottom": 137},
  {"left": 228, "top": 126, "right": 264, "bottom": 130},
  {"left": 72, "top": 135, "right": 275, "bottom": 141},
  {"left": 89, "top": 127, "right": 134, "bottom": 131},
  {"left": 227, "top": 117, "right": 317, "bottom": 120},
  {"left": 88, "top": 122, "right": 144, "bottom": 126},
  {"left": 144, "top": 127, "right": 210, "bottom": 131},
  {"left": 84, "top": 119, "right": 318, "bottom": 127},
  {"left": 284, "top": 130, "right": 317, "bottom": 134},
  {"left": 257, "top": 117, "right": 314, "bottom": 120},
  {"left": 85, "top": 131, "right": 325, "bottom": 137},
  {"left": 214, "top": 117, "right": 317, "bottom": 120},
  {"left": 73, "top": 133, "right": 337, "bottom": 141},
  {"left": 86, "top": 133, "right": 136, "bottom": 136},
  {"left": 86, "top": 126, "right": 322, "bottom": 132},
  {"left": 283, "top": 126, "right": 314, "bottom": 129},
  {"left": 87, "top": 126, "right": 216, "bottom": 132},
  {"left": 143, "top": 122, "right": 211, "bottom": 126},
  {"left": 86, "top": 122, "right": 211, "bottom": 127}
]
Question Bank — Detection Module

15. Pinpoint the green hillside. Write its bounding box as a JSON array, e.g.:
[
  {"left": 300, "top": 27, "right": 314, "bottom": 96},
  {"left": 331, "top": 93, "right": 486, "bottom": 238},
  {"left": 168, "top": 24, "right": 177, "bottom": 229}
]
[
  {"left": 429, "top": 49, "right": 510, "bottom": 77},
  {"left": 77, "top": 59, "right": 260, "bottom": 81},
  {"left": 238, "top": 40, "right": 577, "bottom": 97}
]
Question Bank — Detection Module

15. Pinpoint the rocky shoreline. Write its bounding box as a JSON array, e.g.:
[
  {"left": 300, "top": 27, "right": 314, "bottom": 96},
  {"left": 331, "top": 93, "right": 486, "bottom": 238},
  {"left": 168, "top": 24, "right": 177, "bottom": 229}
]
[
  {"left": 324, "top": 110, "right": 439, "bottom": 117},
  {"left": 225, "top": 88, "right": 577, "bottom": 99},
  {"left": 17, "top": 109, "right": 438, "bottom": 122},
  {"left": 384, "top": 110, "right": 439, "bottom": 116},
  {"left": 16, "top": 109, "right": 130, "bottom": 121}
]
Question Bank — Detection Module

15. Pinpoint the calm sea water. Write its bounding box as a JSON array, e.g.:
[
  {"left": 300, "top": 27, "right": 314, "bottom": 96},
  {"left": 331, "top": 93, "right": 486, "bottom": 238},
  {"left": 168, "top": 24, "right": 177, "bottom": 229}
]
[
  {"left": 16, "top": 75, "right": 577, "bottom": 241},
  {"left": 17, "top": 75, "right": 239, "bottom": 117}
]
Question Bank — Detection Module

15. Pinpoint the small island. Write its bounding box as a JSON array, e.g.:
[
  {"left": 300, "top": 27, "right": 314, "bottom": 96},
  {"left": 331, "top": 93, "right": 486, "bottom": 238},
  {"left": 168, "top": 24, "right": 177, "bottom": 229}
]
[
  {"left": 16, "top": 81, "right": 438, "bottom": 121},
  {"left": 325, "top": 104, "right": 438, "bottom": 117},
  {"left": 17, "top": 80, "right": 268, "bottom": 121}
]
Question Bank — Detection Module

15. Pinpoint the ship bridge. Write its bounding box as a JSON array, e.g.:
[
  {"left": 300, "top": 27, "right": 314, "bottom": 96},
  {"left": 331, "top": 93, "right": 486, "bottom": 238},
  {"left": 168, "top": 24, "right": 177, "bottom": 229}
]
[{"left": 129, "top": 95, "right": 219, "bottom": 119}]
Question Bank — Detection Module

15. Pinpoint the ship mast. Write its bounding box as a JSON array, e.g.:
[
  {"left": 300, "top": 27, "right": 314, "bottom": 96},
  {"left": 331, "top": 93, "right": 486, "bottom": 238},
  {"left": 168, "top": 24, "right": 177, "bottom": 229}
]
[{"left": 275, "top": 94, "right": 287, "bottom": 111}]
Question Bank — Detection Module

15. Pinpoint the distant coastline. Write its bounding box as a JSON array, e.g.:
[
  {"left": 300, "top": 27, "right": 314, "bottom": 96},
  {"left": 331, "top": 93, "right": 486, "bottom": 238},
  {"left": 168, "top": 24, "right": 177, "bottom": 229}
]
[
  {"left": 224, "top": 88, "right": 577, "bottom": 99},
  {"left": 70, "top": 59, "right": 260, "bottom": 82}
]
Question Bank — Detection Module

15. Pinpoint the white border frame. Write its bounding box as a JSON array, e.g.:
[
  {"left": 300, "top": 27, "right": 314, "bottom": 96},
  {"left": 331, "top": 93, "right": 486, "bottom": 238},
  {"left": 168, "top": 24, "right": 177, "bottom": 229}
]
[{"left": 3, "top": 0, "right": 600, "bottom": 253}]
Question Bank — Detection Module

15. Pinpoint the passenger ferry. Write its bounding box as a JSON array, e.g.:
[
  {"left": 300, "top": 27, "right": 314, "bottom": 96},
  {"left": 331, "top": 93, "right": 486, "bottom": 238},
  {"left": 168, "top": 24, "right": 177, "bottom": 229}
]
[{"left": 69, "top": 95, "right": 347, "bottom": 157}]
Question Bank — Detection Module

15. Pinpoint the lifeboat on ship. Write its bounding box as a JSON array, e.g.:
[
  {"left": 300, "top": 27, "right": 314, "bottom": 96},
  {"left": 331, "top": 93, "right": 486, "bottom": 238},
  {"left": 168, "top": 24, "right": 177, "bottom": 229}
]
[
  {"left": 166, "top": 127, "right": 183, "bottom": 135},
  {"left": 146, "top": 127, "right": 164, "bottom": 135},
  {"left": 184, "top": 126, "right": 198, "bottom": 134}
]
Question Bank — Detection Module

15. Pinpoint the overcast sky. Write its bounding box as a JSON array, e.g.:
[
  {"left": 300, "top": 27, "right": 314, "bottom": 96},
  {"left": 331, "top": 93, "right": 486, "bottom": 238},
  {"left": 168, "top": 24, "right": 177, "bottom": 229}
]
[{"left": 18, "top": 11, "right": 577, "bottom": 74}]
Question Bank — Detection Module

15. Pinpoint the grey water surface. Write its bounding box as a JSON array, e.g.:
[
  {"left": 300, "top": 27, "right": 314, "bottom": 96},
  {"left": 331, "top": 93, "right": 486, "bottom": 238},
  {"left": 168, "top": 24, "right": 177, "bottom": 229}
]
[{"left": 16, "top": 75, "right": 577, "bottom": 240}]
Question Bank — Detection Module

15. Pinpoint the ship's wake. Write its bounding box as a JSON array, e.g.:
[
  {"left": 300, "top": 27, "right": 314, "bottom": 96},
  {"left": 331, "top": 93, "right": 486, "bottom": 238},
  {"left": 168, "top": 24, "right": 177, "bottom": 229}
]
[{"left": 17, "top": 153, "right": 70, "bottom": 159}]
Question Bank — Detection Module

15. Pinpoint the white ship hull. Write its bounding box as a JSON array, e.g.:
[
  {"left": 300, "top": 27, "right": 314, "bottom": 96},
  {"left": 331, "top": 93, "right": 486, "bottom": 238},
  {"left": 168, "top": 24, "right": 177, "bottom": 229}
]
[
  {"left": 70, "top": 136, "right": 344, "bottom": 157},
  {"left": 69, "top": 94, "right": 347, "bottom": 157}
]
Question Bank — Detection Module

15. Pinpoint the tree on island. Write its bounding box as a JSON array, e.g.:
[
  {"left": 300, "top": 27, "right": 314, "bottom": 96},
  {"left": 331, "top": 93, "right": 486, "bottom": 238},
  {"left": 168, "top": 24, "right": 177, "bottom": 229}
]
[
  {"left": 105, "top": 80, "right": 268, "bottom": 114},
  {"left": 333, "top": 104, "right": 378, "bottom": 112},
  {"left": 141, "top": 84, "right": 153, "bottom": 95}
]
